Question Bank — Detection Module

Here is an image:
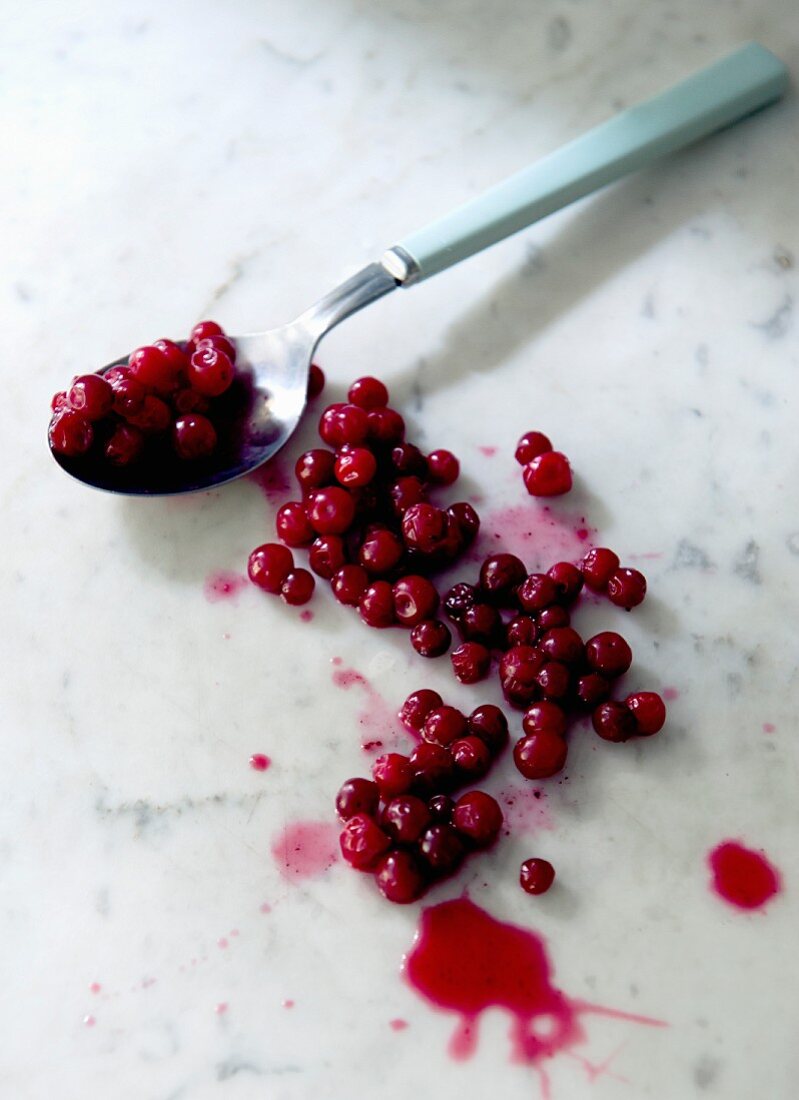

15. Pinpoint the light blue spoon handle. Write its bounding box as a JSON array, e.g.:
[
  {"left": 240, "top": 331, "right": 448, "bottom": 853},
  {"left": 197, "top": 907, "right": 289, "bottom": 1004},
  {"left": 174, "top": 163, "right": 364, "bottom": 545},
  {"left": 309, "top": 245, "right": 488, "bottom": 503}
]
[{"left": 390, "top": 42, "right": 788, "bottom": 284}]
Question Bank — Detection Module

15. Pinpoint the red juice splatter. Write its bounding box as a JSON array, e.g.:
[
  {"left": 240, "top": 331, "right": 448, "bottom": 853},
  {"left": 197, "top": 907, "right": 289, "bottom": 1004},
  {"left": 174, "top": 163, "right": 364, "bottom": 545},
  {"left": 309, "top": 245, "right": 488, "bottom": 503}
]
[
  {"left": 497, "top": 784, "right": 554, "bottom": 834},
  {"left": 708, "top": 840, "right": 781, "bottom": 911},
  {"left": 404, "top": 897, "right": 664, "bottom": 1090},
  {"left": 249, "top": 753, "right": 271, "bottom": 771},
  {"left": 83, "top": 1014, "right": 96, "bottom": 1028},
  {"left": 390, "top": 1018, "right": 409, "bottom": 1031},
  {"left": 215, "top": 1002, "right": 228, "bottom": 1015},
  {"left": 478, "top": 445, "right": 498, "bottom": 457},
  {"left": 300, "top": 609, "right": 314, "bottom": 622},
  {"left": 88, "top": 982, "right": 101, "bottom": 994},
  {"left": 204, "top": 570, "right": 248, "bottom": 602},
  {"left": 271, "top": 821, "right": 339, "bottom": 881},
  {"left": 249, "top": 455, "right": 291, "bottom": 505},
  {"left": 282, "top": 999, "right": 295, "bottom": 1009},
  {"left": 762, "top": 722, "right": 776, "bottom": 734},
  {"left": 474, "top": 504, "right": 597, "bottom": 569},
  {"left": 331, "top": 666, "right": 407, "bottom": 751},
  {"left": 662, "top": 687, "right": 679, "bottom": 702},
  {"left": 331, "top": 656, "right": 343, "bottom": 666},
  {"left": 259, "top": 902, "right": 272, "bottom": 914},
  {"left": 217, "top": 938, "right": 229, "bottom": 949}
]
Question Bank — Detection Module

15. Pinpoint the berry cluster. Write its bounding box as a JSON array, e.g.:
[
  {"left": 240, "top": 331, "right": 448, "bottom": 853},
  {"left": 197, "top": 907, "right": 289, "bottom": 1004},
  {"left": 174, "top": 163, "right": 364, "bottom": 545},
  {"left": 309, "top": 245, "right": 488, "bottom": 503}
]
[
  {"left": 581, "top": 546, "right": 647, "bottom": 610},
  {"left": 515, "top": 430, "right": 573, "bottom": 497}
]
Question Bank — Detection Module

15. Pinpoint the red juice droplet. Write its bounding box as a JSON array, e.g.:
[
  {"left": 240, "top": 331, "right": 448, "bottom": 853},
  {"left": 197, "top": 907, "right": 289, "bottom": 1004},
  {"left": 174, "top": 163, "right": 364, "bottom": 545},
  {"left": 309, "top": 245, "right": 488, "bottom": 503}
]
[
  {"left": 762, "top": 722, "right": 776, "bottom": 734},
  {"left": 204, "top": 570, "right": 248, "bottom": 602},
  {"left": 249, "top": 753, "right": 271, "bottom": 771},
  {"left": 708, "top": 840, "right": 781, "bottom": 911},
  {"left": 271, "top": 821, "right": 339, "bottom": 881},
  {"left": 478, "top": 445, "right": 498, "bottom": 457},
  {"left": 390, "top": 1018, "right": 409, "bottom": 1031},
  {"left": 300, "top": 609, "right": 313, "bottom": 622}
]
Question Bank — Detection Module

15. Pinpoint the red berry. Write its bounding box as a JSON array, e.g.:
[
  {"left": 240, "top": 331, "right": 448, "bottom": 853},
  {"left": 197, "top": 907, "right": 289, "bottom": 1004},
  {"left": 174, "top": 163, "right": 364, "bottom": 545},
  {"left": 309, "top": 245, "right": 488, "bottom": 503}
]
[
  {"left": 592, "top": 701, "right": 636, "bottom": 743},
  {"left": 129, "top": 344, "right": 182, "bottom": 394},
  {"left": 467, "top": 704, "right": 509, "bottom": 754},
  {"left": 104, "top": 423, "right": 144, "bottom": 466},
  {"left": 280, "top": 568, "right": 315, "bottom": 606},
  {"left": 307, "top": 363, "right": 325, "bottom": 399},
  {"left": 625, "top": 691, "right": 666, "bottom": 735},
  {"left": 111, "top": 375, "right": 147, "bottom": 418},
  {"left": 426, "top": 449, "right": 460, "bottom": 486},
  {"left": 51, "top": 390, "right": 68, "bottom": 411},
  {"left": 480, "top": 554, "right": 527, "bottom": 605},
  {"left": 366, "top": 406, "right": 405, "bottom": 445},
  {"left": 607, "top": 568, "right": 647, "bottom": 610},
  {"left": 372, "top": 753, "right": 414, "bottom": 798},
  {"left": 336, "top": 778, "right": 380, "bottom": 820},
  {"left": 306, "top": 486, "right": 356, "bottom": 535},
  {"left": 390, "top": 476, "right": 428, "bottom": 516},
  {"left": 248, "top": 542, "right": 294, "bottom": 594},
  {"left": 410, "top": 619, "right": 451, "bottom": 658},
  {"left": 499, "top": 645, "right": 546, "bottom": 707},
  {"left": 187, "top": 344, "right": 234, "bottom": 397},
  {"left": 459, "top": 603, "right": 503, "bottom": 647},
  {"left": 580, "top": 548, "right": 620, "bottom": 592},
  {"left": 522, "top": 702, "right": 567, "bottom": 738},
  {"left": 127, "top": 395, "right": 171, "bottom": 434},
  {"left": 276, "top": 501, "right": 315, "bottom": 547},
  {"left": 359, "top": 528, "right": 404, "bottom": 575},
  {"left": 535, "top": 660, "right": 570, "bottom": 701},
  {"left": 68, "top": 374, "right": 113, "bottom": 420},
  {"left": 391, "top": 443, "right": 428, "bottom": 478},
  {"left": 520, "top": 857, "right": 555, "bottom": 895},
  {"left": 358, "top": 581, "right": 396, "bottom": 627},
  {"left": 348, "top": 376, "right": 389, "bottom": 409},
  {"left": 538, "top": 626, "right": 584, "bottom": 665},
  {"left": 393, "top": 575, "right": 439, "bottom": 627},
  {"left": 574, "top": 672, "right": 611, "bottom": 709},
  {"left": 319, "top": 403, "right": 369, "bottom": 447},
  {"left": 335, "top": 447, "right": 377, "bottom": 488},
  {"left": 295, "top": 449, "right": 336, "bottom": 491},
  {"left": 450, "top": 736, "right": 491, "bottom": 780},
  {"left": 307, "top": 535, "right": 346, "bottom": 580},
  {"left": 584, "top": 632, "right": 632, "bottom": 678},
  {"left": 382, "top": 796, "right": 432, "bottom": 844},
  {"left": 452, "top": 791, "right": 503, "bottom": 847},
  {"left": 48, "top": 410, "right": 93, "bottom": 456},
  {"left": 506, "top": 616, "right": 539, "bottom": 647},
  {"left": 523, "top": 451, "right": 572, "bottom": 496},
  {"left": 401, "top": 503, "right": 448, "bottom": 554},
  {"left": 195, "top": 333, "right": 235, "bottom": 362},
  {"left": 443, "top": 582, "right": 478, "bottom": 622},
  {"left": 190, "top": 320, "right": 224, "bottom": 346},
  {"left": 538, "top": 605, "right": 570, "bottom": 632},
  {"left": 450, "top": 642, "right": 491, "bottom": 684},
  {"left": 427, "top": 795, "right": 454, "bottom": 822},
  {"left": 447, "top": 502, "right": 480, "bottom": 545},
  {"left": 517, "top": 573, "right": 558, "bottom": 613},
  {"left": 340, "top": 813, "right": 391, "bottom": 870},
  {"left": 374, "top": 848, "right": 426, "bottom": 903},
  {"left": 515, "top": 431, "right": 552, "bottom": 465},
  {"left": 173, "top": 413, "right": 216, "bottom": 458},
  {"left": 418, "top": 825, "right": 465, "bottom": 874},
  {"left": 331, "top": 564, "right": 369, "bottom": 606},
  {"left": 173, "top": 387, "right": 210, "bottom": 415},
  {"left": 399, "top": 689, "right": 443, "bottom": 733},
  {"left": 409, "top": 742, "right": 456, "bottom": 794},
  {"left": 513, "top": 730, "right": 567, "bottom": 779},
  {"left": 547, "top": 561, "right": 584, "bottom": 603},
  {"left": 422, "top": 706, "right": 468, "bottom": 747}
]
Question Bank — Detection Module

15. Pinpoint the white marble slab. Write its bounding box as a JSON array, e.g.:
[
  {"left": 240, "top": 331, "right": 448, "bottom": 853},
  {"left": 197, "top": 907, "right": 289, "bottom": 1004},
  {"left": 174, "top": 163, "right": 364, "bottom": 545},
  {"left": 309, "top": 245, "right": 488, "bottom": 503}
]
[{"left": 3, "top": 1, "right": 799, "bottom": 1096}]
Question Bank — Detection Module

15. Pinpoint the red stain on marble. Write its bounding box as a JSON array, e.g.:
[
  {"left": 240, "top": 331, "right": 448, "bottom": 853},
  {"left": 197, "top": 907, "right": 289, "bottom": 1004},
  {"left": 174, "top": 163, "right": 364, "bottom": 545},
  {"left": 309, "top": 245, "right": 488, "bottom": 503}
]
[
  {"left": 88, "top": 982, "right": 101, "bottom": 994},
  {"left": 662, "top": 687, "right": 679, "bottom": 702},
  {"left": 708, "top": 840, "right": 781, "bottom": 911},
  {"left": 249, "top": 753, "right": 271, "bottom": 771},
  {"left": 217, "top": 938, "right": 229, "bottom": 949},
  {"left": 83, "top": 1014, "right": 96, "bottom": 1028},
  {"left": 478, "top": 445, "right": 498, "bottom": 457},
  {"left": 204, "top": 570, "right": 248, "bottom": 602},
  {"left": 215, "top": 1002, "right": 228, "bottom": 1015},
  {"left": 282, "top": 999, "right": 295, "bottom": 1009},
  {"left": 300, "top": 609, "right": 314, "bottom": 622},
  {"left": 762, "top": 722, "right": 776, "bottom": 734},
  {"left": 331, "top": 656, "right": 343, "bottom": 665},
  {"left": 390, "top": 1018, "right": 409, "bottom": 1030},
  {"left": 259, "top": 902, "right": 272, "bottom": 914},
  {"left": 331, "top": 665, "right": 406, "bottom": 750},
  {"left": 271, "top": 820, "right": 339, "bottom": 880},
  {"left": 475, "top": 504, "right": 597, "bottom": 569},
  {"left": 249, "top": 456, "right": 291, "bottom": 505},
  {"left": 497, "top": 784, "right": 555, "bottom": 834}
]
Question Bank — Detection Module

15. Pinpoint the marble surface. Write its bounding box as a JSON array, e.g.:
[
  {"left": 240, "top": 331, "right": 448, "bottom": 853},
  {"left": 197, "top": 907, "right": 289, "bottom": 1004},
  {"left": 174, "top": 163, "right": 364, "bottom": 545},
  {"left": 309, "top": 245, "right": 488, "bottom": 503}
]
[{"left": 4, "top": 1, "right": 799, "bottom": 1096}]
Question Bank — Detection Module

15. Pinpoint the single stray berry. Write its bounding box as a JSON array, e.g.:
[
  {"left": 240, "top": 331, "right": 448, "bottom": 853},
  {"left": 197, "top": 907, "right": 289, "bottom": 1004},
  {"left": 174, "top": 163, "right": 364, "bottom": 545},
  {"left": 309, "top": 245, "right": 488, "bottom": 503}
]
[
  {"left": 520, "top": 857, "right": 555, "bottom": 895},
  {"left": 523, "top": 451, "right": 572, "bottom": 496}
]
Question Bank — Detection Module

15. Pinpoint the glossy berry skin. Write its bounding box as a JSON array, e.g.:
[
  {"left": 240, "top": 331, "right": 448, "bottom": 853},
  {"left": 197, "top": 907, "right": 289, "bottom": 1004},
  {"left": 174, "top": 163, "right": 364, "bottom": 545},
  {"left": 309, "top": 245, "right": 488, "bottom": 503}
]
[
  {"left": 506, "top": 616, "right": 538, "bottom": 648},
  {"left": 307, "top": 363, "right": 325, "bottom": 399},
  {"left": 581, "top": 548, "right": 620, "bottom": 592},
  {"left": 248, "top": 543, "right": 294, "bottom": 594},
  {"left": 336, "top": 778, "right": 380, "bottom": 820},
  {"left": 366, "top": 406, "right": 405, "bottom": 445},
  {"left": 592, "top": 701, "right": 636, "bottom": 743},
  {"left": 340, "top": 813, "right": 391, "bottom": 870},
  {"left": 374, "top": 849, "right": 427, "bottom": 903},
  {"left": 427, "top": 449, "right": 460, "bottom": 486},
  {"left": 68, "top": 375, "right": 113, "bottom": 420},
  {"left": 276, "top": 501, "right": 315, "bottom": 548},
  {"left": 517, "top": 573, "right": 558, "bottom": 613},
  {"left": 574, "top": 672, "right": 611, "bottom": 709},
  {"left": 173, "top": 414, "right": 217, "bottom": 459},
  {"left": 459, "top": 603, "right": 503, "bottom": 648},
  {"left": 479, "top": 554, "right": 526, "bottom": 605},
  {"left": 390, "top": 476, "right": 427, "bottom": 516},
  {"left": 348, "top": 376, "right": 388, "bottom": 409},
  {"left": 515, "top": 430, "right": 552, "bottom": 466},
  {"left": 451, "top": 642, "right": 491, "bottom": 684},
  {"left": 547, "top": 562, "right": 584, "bottom": 604},
  {"left": 402, "top": 504, "right": 448, "bottom": 554},
  {"left": 190, "top": 320, "right": 224, "bottom": 346},
  {"left": 520, "top": 858, "right": 555, "bottom": 895},
  {"left": 450, "top": 736, "right": 491, "bottom": 780},
  {"left": 382, "top": 796, "right": 432, "bottom": 844},
  {"left": 535, "top": 661, "right": 570, "bottom": 701},
  {"left": 522, "top": 701, "right": 567, "bottom": 738},
  {"left": 499, "top": 645, "right": 546, "bottom": 707},
  {"left": 173, "top": 387, "right": 210, "bottom": 415},
  {"left": 335, "top": 446, "right": 377, "bottom": 488},
  {"left": 447, "top": 502, "right": 480, "bottom": 545},
  {"left": 409, "top": 742, "right": 457, "bottom": 794},
  {"left": 625, "top": 691, "right": 666, "bottom": 735},
  {"left": 306, "top": 486, "right": 356, "bottom": 535},
  {"left": 585, "top": 632, "right": 633, "bottom": 678},
  {"left": 308, "top": 535, "right": 347, "bottom": 579},
  {"left": 372, "top": 753, "right": 414, "bottom": 798},
  {"left": 391, "top": 443, "right": 428, "bottom": 478},
  {"left": 358, "top": 581, "right": 396, "bottom": 627},
  {"left": 422, "top": 706, "right": 468, "bottom": 747},
  {"left": 427, "top": 794, "right": 454, "bottom": 822},
  {"left": 111, "top": 375, "right": 147, "bottom": 418},
  {"left": 104, "top": 423, "right": 144, "bottom": 466},
  {"left": 280, "top": 568, "right": 315, "bottom": 605},
  {"left": 48, "top": 410, "right": 93, "bottom": 456},
  {"left": 51, "top": 390, "right": 68, "bottom": 412},
  {"left": 295, "top": 449, "right": 336, "bottom": 491},
  {"left": 331, "top": 564, "right": 369, "bottom": 606},
  {"left": 513, "top": 730, "right": 568, "bottom": 779},
  {"left": 129, "top": 344, "right": 182, "bottom": 394},
  {"left": 418, "top": 824, "right": 465, "bottom": 875},
  {"left": 400, "top": 689, "right": 443, "bottom": 734},
  {"left": 443, "top": 583, "right": 478, "bottom": 622},
  {"left": 452, "top": 791, "right": 503, "bottom": 847},
  {"left": 523, "top": 451, "right": 572, "bottom": 496},
  {"left": 359, "top": 528, "right": 404, "bottom": 575},
  {"left": 128, "top": 395, "right": 171, "bottom": 434},
  {"left": 539, "top": 626, "right": 584, "bottom": 665},
  {"left": 607, "top": 568, "right": 647, "bottom": 610},
  {"left": 468, "top": 704, "right": 508, "bottom": 755},
  {"left": 410, "top": 619, "right": 451, "bottom": 658},
  {"left": 187, "top": 344, "right": 234, "bottom": 396},
  {"left": 538, "top": 605, "right": 570, "bottom": 632},
  {"left": 319, "top": 403, "right": 369, "bottom": 448},
  {"left": 195, "top": 333, "right": 235, "bottom": 362}
]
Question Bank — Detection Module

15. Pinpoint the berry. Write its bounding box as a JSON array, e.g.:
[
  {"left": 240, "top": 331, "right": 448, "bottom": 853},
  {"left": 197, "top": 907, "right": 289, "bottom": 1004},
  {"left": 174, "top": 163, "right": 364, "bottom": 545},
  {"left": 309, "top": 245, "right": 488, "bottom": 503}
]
[
  {"left": 391, "top": 443, "right": 428, "bottom": 478},
  {"left": 366, "top": 406, "right": 405, "bottom": 445},
  {"left": 319, "top": 403, "right": 369, "bottom": 448},
  {"left": 306, "top": 486, "right": 356, "bottom": 535},
  {"left": 574, "top": 672, "right": 611, "bottom": 709},
  {"left": 173, "top": 414, "right": 216, "bottom": 459},
  {"left": 295, "top": 449, "right": 336, "bottom": 491},
  {"left": 479, "top": 553, "right": 526, "bottom": 605},
  {"left": 450, "top": 736, "right": 491, "bottom": 779},
  {"left": 390, "top": 476, "right": 427, "bottom": 516},
  {"left": 443, "top": 582, "right": 478, "bottom": 622},
  {"left": 459, "top": 603, "right": 503, "bottom": 647},
  {"left": 538, "top": 605, "right": 570, "bottom": 632},
  {"left": 173, "top": 387, "right": 210, "bottom": 414},
  {"left": 517, "top": 573, "right": 558, "bottom": 613},
  {"left": 513, "top": 731, "right": 568, "bottom": 779},
  {"left": 280, "top": 569, "right": 315, "bottom": 605},
  {"left": 422, "top": 706, "right": 468, "bottom": 747},
  {"left": 127, "top": 395, "right": 171, "bottom": 434},
  {"left": 625, "top": 691, "right": 666, "bottom": 735},
  {"left": 411, "top": 619, "right": 451, "bottom": 658},
  {"left": 359, "top": 528, "right": 404, "bottom": 575},
  {"left": 359, "top": 581, "right": 396, "bottom": 627},
  {"left": 535, "top": 661, "right": 570, "bottom": 700},
  {"left": 190, "top": 320, "right": 224, "bottom": 346},
  {"left": 499, "top": 645, "right": 546, "bottom": 707},
  {"left": 607, "top": 568, "right": 647, "bottom": 610},
  {"left": 187, "top": 344, "right": 234, "bottom": 397},
  {"left": 248, "top": 543, "right": 294, "bottom": 594},
  {"left": 547, "top": 561, "right": 584, "bottom": 603},
  {"left": 51, "top": 390, "right": 68, "bottom": 411},
  {"left": 520, "top": 858, "right": 555, "bottom": 895},
  {"left": 335, "top": 447, "right": 377, "bottom": 488},
  {"left": 382, "top": 796, "right": 432, "bottom": 844},
  {"left": 399, "top": 689, "right": 443, "bottom": 734},
  {"left": 467, "top": 705, "right": 508, "bottom": 754},
  {"left": 372, "top": 753, "right": 414, "bottom": 798},
  {"left": 402, "top": 504, "right": 448, "bottom": 554},
  {"left": 336, "top": 778, "right": 380, "bottom": 820},
  {"left": 276, "top": 502, "right": 315, "bottom": 547},
  {"left": 307, "top": 363, "right": 325, "bottom": 399},
  {"left": 447, "top": 502, "right": 480, "bottom": 545},
  {"left": 506, "top": 616, "right": 538, "bottom": 647},
  {"left": 592, "top": 701, "right": 636, "bottom": 743},
  {"left": 522, "top": 702, "right": 567, "bottom": 738},
  {"left": 348, "top": 376, "right": 389, "bottom": 409},
  {"left": 581, "top": 548, "right": 620, "bottom": 592},
  {"left": 409, "top": 742, "right": 456, "bottom": 793},
  {"left": 308, "top": 534, "right": 347, "bottom": 579},
  {"left": 427, "top": 449, "right": 460, "bottom": 485},
  {"left": 539, "top": 626, "right": 584, "bottom": 665},
  {"left": 111, "top": 375, "right": 147, "bottom": 418},
  {"left": 129, "top": 344, "right": 182, "bottom": 394},
  {"left": 48, "top": 410, "right": 93, "bottom": 456},
  {"left": 515, "top": 430, "right": 552, "bottom": 465},
  {"left": 340, "top": 813, "right": 391, "bottom": 870},
  {"left": 584, "top": 632, "right": 633, "bottom": 678},
  {"left": 523, "top": 452, "right": 572, "bottom": 496},
  {"left": 450, "top": 642, "right": 491, "bottom": 684},
  {"left": 374, "top": 849, "right": 426, "bottom": 903},
  {"left": 331, "top": 564, "right": 369, "bottom": 606},
  {"left": 105, "top": 423, "right": 144, "bottom": 466},
  {"left": 427, "top": 794, "right": 454, "bottom": 822},
  {"left": 68, "top": 375, "right": 113, "bottom": 420},
  {"left": 418, "top": 825, "right": 465, "bottom": 875},
  {"left": 452, "top": 791, "right": 503, "bottom": 847},
  {"left": 195, "top": 333, "right": 235, "bottom": 362}
]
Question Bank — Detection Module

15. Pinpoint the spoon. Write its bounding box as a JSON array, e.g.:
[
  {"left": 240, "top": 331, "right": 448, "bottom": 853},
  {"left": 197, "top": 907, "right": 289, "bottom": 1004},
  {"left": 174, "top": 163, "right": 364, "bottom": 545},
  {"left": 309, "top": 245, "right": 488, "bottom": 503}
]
[{"left": 53, "top": 42, "right": 787, "bottom": 495}]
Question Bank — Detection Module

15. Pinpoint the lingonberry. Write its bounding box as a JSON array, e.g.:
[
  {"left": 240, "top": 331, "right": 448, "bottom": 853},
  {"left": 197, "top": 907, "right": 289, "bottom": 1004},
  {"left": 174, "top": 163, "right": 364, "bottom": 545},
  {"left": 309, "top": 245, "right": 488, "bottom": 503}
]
[
  {"left": 399, "top": 689, "right": 443, "bottom": 734},
  {"left": 275, "top": 501, "right": 315, "bottom": 547},
  {"left": 374, "top": 849, "right": 427, "bottom": 903},
  {"left": 295, "top": 449, "right": 336, "bottom": 491},
  {"left": 443, "top": 582, "right": 478, "bottom": 622},
  {"left": 452, "top": 791, "right": 503, "bottom": 847},
  {"left": 537, "top": 605, "right": 570, "bottom": 631},
  {"left": 68, "top": 375, "right": 113, "bottom": 420},
  {"left": 280, "top": 568, "right": 315, "bottom": 605},
  {"left": 574, "top": 672, "right": 611, "bottom": 708},
  {"left": 308, "top": 534, "right": 347, "bottom": 579},
  {"left": 358, "top": 581, "right": 396, "bottom": 627},
  {"left": 547, "top": 561, "right": 584, "bottom": 603},
  {"left": 607, "top": 567, "right": 647, "bottom": 610},
  {"left": 523, "top": 451, "right": 572, "bottom": 496},
  {"left": 506, "top": 615, "right": 539, "bottom": 647},
  {"left": 410, "top": 619, "right": 451, "bottom": 658},
  {"left": 513, "top": 730, "right": 568, "bottom": 779},
  {"left": 195, "top": 333, "right": 236, "bottom": 362},
  {"left": 592, "top": 701, "right": 636, "bottom": 743},
  {"left": 248, "top": 542, "right": 294, "bottom": 594},
  {"left": 340, "top": 813, "right": 391, "bottom": 870},
  {"left": 335, "top": 446, "right": 377, "bottom": 488},
  {"left": 520, "top": 857, "right": 555, "bottom": 895},
  {"left": 173, "top": 414, "right": 217, "bottom": 459},
  {"left": 450, "top": 736, "right": 491, "bottom": 779},
  {"left": 625, "top": 691, "right": 666, "bottom": 735},
  {"left": 372, "top": 753, "right": 414, "bottom": 798},
  {"left": 522, "top": 701, "right": 567, "bottom": 738},
  {"left": 479, "top": 553, "right": 526, "bottom": 605},
  {"left": 307, "top": 363, "right": 325, "bottom": 399},
  {"left": 418, "top": 824, "right": 465, "bottom": 875},
  {"left": 499, "top": 645, "right": 546, "bottom": 707},
  {"left": 538, "top": 626, "right": 584, "bottom": 665},
  {"left": 382, "top": 796, "right": 432, "bottom": 845},
  {"left": 409, "top": 741, "right": 456, "bottom": 793},
  {"left": 48, "top": 410, "right": 93, "bottom": 456},
  {"left": 51, "top": 390, "right": 68, "bottom": 412},
  {"left": 391, "top": 443, "right": 428, "bottom": 478},
  {"left": 187, "top": 344, "right": 234, "bottom": 397},
  {"left": 426, "top": 449, "right": 460, "bottom": 486},
  {"left": 427, "top": 794, "right": 454, "bottom": 822},
  {"left": 390, "top": 476, "right": 427, "bottom": 516},
  {"left": 111, "top": 375, "right": 147, "bottom": 418},
  {"left": 535, "top": 660, "right": 570, "bottom": 700},
  {"left": 459, "top": 603, "right": 503, "bottom": 647},
  {"left": 366, "top": 406, "right": 405, "bottom": 445},
  {"left": 447, "top": 502, "right": 480, "bottom": 545},
  {"left": 173, "top": 387, "right": 210, "bottom": 415},
  {"left": 401, "top": 503, "right": 448, "bottom": 554},
  {"left": 336, "top": 778, "right": 380, "bottom": 820},
  {"left": 450, "top": 641, "right": 491, "bottom": 684},
  {"left": 517, "top": 573, "right": 558, "bottom": 613},
  {"left": 129, "top": 344, "right": 183, "bottom": 394},
  {"left": 584, "top": 632, "right": 633, "bottom": 677},
  {"left": 331, "top": 564, "right": 369, "bottom": 606},
  {"left": 306, "top": 486, "right": 356, "bottom": 536},
  {"left": 580, "top": 548, "right": 620, "bottom": 591},
  {"left": 359, "top": 528, "right": 404, "bottom": 575},
  {"left": 190, "top": 319, "right": 224, "bottom": 346},
  {"left": 515, "top": 430, "right": 552, "bottom": 465},
  {"left": 104, "top": 423, "right": 144, "bottom": 466},
  {"left": 467, "top": 704, "right": 509, "bottom": 754},
  {"left": 348, "top": 376, "right": 389, "bottom": 409},
  {"left": 319, "top": 403, "right": 369, "bottom": 448},
  {"left": 422, "top": 706, "right": 468, "bottom": 747}
]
